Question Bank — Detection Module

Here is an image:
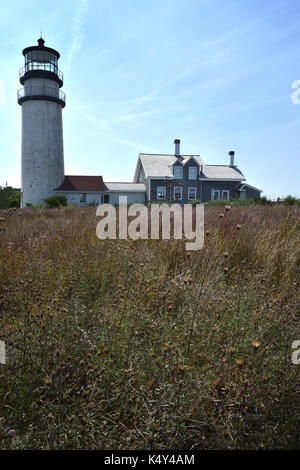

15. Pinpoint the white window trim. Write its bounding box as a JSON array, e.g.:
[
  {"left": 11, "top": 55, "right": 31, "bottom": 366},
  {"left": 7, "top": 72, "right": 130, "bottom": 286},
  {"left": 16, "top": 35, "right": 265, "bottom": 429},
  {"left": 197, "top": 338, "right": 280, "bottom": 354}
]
[
  {"left": 188, "top": 166, "right": 198, "bottom": 180},
  {"left": 222, "top": 190, "right": 230, "bottom": 200},
  {"left": 173, "top": 186, "right": 183, "bottom": 200},
  {"left": 173, "top": 166, "right": 183, "bottom": 179},
  {"left": 157, "top": 186, "right": 166, "bottom": 200},
  {"left": 211, "top": 189, "right": 220, "bottom": 201},
  {"left": 188, "top": 187, "right": 197, "bottom": 200}
]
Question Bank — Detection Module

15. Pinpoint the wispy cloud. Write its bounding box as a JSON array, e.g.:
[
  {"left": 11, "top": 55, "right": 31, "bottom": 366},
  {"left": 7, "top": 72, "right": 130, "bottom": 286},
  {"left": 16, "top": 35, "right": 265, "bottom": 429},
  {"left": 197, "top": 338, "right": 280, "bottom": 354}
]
[
  {"left": 114, "top": 109, "right": 162, "bottom": 123},
  {"left": 67, "top": 0, "right": 89, "bottom": 70}
]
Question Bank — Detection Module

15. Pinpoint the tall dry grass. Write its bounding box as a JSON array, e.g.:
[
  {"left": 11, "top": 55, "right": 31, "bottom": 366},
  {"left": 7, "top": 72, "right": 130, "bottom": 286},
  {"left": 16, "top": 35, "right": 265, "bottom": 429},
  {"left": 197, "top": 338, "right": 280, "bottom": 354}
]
[{"left": 0, "top": 205, "right": 299, "bottom": 449}]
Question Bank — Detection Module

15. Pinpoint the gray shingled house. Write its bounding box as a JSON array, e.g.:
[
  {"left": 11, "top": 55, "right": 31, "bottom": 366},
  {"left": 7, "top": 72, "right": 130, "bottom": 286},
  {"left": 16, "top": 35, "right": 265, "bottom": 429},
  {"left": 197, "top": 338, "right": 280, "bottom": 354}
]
[{"left": 133, "top": 139, "right": 262, "bottom": 204}]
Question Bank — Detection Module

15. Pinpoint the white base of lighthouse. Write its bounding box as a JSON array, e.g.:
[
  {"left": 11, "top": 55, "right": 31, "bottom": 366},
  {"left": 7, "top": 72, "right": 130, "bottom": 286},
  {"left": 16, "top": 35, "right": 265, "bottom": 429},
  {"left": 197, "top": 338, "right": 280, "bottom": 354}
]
[{"left": 21, "top": 99, "right": 65, "bottom": 208}]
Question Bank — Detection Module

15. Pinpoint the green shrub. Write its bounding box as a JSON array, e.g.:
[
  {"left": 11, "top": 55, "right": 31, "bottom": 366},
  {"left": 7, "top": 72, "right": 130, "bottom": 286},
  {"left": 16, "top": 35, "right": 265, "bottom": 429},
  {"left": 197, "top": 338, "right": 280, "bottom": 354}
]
[
  {"left": 259, "top": 196, "right": 272, "bottom": 205},
  {"left": 44, "top": 195, "right": 67, "bottom": 208},
  {"left": 283, "top": 195, "right": 297, "bottom": 206},
  {"left": 188, "top": 199, "right": 202, "bottom": 206},
  {"left": 0, "top": 185, "right": 21, "bottom": 209},
  {"left": 206, "top": 199, "right": 231, "bottom": 207}
]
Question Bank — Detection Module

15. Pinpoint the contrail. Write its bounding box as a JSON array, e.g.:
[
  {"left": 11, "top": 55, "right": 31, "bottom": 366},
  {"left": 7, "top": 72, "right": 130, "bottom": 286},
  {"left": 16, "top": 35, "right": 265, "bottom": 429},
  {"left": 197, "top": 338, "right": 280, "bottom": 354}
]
[{"left": 67, "top": 0, "right": 89, "bottom": 70}]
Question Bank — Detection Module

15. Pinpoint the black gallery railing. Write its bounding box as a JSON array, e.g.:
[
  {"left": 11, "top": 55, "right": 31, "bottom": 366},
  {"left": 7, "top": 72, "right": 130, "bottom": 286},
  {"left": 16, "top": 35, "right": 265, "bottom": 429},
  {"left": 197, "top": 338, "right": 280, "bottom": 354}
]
[
  {"left": 19, "top": 62, "right": 64, "bottom": 81},
  {"left": 17, "top": 86, "right": 66, "bottom": 105}
]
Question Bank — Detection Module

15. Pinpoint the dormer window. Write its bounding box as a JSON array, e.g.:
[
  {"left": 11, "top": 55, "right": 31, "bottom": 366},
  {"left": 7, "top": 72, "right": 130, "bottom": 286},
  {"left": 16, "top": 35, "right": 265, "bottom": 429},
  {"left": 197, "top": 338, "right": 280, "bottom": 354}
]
[
  {"left": 173, "top": 166, "right": 183, "bottom": 179},
  {"left": 188, "top": 166, "right": 198, "bottom": 180}
]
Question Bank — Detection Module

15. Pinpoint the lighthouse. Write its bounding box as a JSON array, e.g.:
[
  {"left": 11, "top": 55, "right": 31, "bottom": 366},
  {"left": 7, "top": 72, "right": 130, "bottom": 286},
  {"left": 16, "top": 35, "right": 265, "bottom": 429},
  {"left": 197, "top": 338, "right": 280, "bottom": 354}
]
[{"left": 18, "top": 38, "right": 66, "bottom": 208}]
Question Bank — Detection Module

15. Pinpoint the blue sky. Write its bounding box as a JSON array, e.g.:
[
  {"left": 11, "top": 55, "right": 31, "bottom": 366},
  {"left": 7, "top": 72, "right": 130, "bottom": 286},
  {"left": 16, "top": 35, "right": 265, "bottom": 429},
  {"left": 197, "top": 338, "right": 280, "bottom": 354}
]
[{"left": 0, "top": 0, "right": 300, "bottom": 198}]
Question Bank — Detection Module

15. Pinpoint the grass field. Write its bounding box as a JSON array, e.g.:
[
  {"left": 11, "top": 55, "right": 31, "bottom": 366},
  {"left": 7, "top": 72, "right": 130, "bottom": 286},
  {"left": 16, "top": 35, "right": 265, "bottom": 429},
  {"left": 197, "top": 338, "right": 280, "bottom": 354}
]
[{"left": 0, "top": 204, "right": 299, "bottom": 450}]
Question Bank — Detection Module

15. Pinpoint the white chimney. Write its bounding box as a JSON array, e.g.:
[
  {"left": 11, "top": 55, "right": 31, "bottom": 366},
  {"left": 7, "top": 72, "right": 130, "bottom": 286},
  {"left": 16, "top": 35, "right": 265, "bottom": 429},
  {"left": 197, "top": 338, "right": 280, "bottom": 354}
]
[
  {"left": 229, "top": 150, "right": 235, "bottom": 166},
  {"left": 174, "top": 139, "right": 180, "bottom": 157}
]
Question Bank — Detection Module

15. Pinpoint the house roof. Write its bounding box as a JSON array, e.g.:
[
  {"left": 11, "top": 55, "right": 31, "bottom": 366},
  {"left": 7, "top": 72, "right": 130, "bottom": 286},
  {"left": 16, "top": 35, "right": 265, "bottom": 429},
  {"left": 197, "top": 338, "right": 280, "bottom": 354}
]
[
  {"left": 135, "top": 154, "right": 245, "bottom": 181},
  {"left": 201, "top": 165, "right": 245, "bottom": 180},
  {"left": 104, "top": 182, "right": 146, "bottom": 192},
  {"left": 138, "top": 154, "right": 204, "bottom": 178},
  {"left": 239, "top": 183, "right": 262, "bottom": 192},
  {"left": 55, "top": 175, "right": 106, "bottom": 191}
]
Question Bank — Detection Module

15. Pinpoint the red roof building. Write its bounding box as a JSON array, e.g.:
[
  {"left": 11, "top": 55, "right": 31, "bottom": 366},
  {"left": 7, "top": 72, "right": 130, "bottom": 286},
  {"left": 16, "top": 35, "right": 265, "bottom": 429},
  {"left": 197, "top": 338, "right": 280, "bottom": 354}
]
[{"left": 55, "top": 175, "right": 106, "bottom": 192}]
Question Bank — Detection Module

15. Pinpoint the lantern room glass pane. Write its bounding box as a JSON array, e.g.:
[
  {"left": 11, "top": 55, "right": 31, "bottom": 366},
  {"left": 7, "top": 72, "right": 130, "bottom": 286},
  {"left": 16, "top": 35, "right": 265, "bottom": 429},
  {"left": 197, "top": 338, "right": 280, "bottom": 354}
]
[{"left": 24, "top": 51, "right": 58, "bottom": 73}]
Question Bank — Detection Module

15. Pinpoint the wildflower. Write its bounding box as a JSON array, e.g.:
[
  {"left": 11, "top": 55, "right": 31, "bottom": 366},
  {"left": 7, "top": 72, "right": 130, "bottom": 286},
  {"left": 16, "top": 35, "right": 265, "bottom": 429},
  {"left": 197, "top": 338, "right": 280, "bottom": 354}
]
[
  {"left": 225, "top": 205, "right": 231, "bottom": 211},
  {"left": 194, "top": 381, "right": 201, "bottom": 389},
  {"left": 223, "top": 267, "right": 229, "bottom": 274},
  {"left": 252, "top": 341, "right": 260, "bottom": 348},
  {"left": 224, "top": 252, "right": 229, "bottom": 258},
  {"left": 219, "top": 213, "right": 224, "bottom": 219},
  {"left": 44, "top": 377, "right": 51, "bottom": 385},
  {"left": 129, "top": 394, "right": 136, "bottom": 403},
  {"left": 236, "top": 224, "right": 242, "bottom": 230},
  {"left": 153, "top": 423, "right": 160, "bottom": 432}
]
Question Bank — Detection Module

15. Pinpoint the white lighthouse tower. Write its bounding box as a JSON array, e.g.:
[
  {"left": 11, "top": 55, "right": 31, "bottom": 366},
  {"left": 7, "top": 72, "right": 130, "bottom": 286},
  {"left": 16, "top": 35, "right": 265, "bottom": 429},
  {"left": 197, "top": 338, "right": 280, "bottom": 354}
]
[{"left": 18, "top": 38, "right": 66, "bottom": 208}]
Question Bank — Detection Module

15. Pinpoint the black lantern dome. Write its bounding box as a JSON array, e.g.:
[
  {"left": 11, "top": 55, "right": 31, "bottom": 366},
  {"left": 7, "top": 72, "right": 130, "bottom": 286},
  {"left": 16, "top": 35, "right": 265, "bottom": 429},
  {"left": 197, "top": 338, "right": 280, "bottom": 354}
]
[{"left": 19, "top": 37, "right": 63, "bottom": 87}]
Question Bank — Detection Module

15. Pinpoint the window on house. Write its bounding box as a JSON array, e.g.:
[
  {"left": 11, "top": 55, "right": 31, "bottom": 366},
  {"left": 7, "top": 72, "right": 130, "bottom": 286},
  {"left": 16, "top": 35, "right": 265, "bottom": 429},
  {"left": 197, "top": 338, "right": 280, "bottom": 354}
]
[
  {"left": 157, "top": 186, "right": 166, "bottom": 200},
  {"left": 188, "top": 187, "right": 197, "bottom": 200},
  {"left": 173, "top": 187, "right": 182, "bottom": 200},
  {"left": 173, "top": 166, "right": 183, "bottom": 179},
  {"left": 222, "top": 190, "right": 230, "bottom": 200},
  {"left": 188, "top": 166, "right": 198, "bottom": 180},
  {"left": 103, "top": 194, "right": 109, "bottom": 203},
  {"left": 80, "top": 193, "right": 86, "bottom": 203},
  {"left": 212, "top": 190, "right": 220, "bottom": 201}
]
